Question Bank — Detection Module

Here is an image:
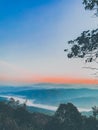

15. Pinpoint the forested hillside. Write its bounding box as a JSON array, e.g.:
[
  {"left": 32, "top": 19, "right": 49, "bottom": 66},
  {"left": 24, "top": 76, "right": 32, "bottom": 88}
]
[{"left": 0, "top": 99, "right": 98, "bottom": 130}]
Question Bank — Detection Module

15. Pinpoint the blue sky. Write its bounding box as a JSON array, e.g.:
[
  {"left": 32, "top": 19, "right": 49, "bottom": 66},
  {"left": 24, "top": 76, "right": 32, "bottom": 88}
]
[{"left": 0, "top": 0, "right": 98, "bottom": 85}]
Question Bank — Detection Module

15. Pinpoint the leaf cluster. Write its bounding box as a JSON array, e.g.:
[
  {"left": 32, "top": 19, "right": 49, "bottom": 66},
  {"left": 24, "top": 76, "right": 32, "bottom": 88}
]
[
  {"left": 83, "top": 0, "right": 98, "bottom": 10},
  {"left": 65, "top": 29, "right": 98, "bottom": 62}
]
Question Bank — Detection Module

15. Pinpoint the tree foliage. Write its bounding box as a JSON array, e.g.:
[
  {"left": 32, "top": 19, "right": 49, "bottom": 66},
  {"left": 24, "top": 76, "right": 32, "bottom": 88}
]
[
  {"left": 0, "top": 100, "right": 50, "bottom": 130},
  {"left": 65, "top": 0, "right": 98, "bottom": 64},
  {"left": 83, "top": 0, "right": 98, "bottom": 10},
  {"left": 92, "top": 106, "right": 98, "bottom": 118},
  {"left": 0, "top": 100, "right": 98, "bottom": 130},
  {"left": 65, "top": 29, "right": 98, "bottom": 63},
  {"left": 45, "top": 103, "right": 98, "bottom": 130}
]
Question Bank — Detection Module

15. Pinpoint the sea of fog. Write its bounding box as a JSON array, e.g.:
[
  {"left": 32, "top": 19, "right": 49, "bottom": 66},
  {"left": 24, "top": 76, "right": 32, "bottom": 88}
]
[{"left": 0, "top": 84, "right": 98, "bottom": 113}]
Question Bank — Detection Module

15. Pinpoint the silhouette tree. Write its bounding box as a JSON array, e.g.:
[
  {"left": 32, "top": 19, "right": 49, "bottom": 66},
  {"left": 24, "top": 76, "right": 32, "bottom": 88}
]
[
  {"left": 65, "top": 29, "right": 98, "bottom": 63},
  {"left": 83, "top": 0, "right": 98, "bottom": 11},
  {"left": 45, "top": 103, "right": 82, "bottom": 130},
  {"left": 92, "top": 106, "right": 98, "bottom": 119},
  {"left": 65, "top": 0, "right": 98, "bottom": 75}
]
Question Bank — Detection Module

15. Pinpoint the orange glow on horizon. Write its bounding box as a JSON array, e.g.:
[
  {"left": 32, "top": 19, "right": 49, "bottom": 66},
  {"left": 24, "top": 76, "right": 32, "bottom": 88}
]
[
  {"left": 0, "top": 74, "right": 98, "bottom": 85},
  {"left": 40, "top": 77, "right": 98, "bottom": 84}
]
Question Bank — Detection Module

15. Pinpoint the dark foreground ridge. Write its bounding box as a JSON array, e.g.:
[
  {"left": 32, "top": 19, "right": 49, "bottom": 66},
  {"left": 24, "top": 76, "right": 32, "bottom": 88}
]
[{"left": 0, "top": 100, "right": 98, "bottom": 130}]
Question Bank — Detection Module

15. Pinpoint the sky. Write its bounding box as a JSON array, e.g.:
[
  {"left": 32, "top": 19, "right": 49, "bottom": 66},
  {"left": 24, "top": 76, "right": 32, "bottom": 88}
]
[{"left": 0, "top": 0, "right": 98, "bottom": 85}]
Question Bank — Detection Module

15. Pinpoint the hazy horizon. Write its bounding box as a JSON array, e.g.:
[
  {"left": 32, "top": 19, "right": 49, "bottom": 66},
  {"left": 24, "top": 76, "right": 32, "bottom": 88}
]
[{"left": 0, "top": 84, "right": 98, "bottom": 113}]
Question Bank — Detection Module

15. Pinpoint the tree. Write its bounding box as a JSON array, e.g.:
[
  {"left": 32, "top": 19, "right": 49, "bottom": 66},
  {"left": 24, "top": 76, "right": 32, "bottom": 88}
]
[
  {"left": 92, "top": 106, "right": 98, "bottom": 119},
  {"left": 65, "top": 29, "right": 98, "bottom": 63},
  {"left": 45, "top": 103, "right": 82, "bottom": 130},
  {"left": 83, "top": 0, "right": 98, "bottom": 10},
  {"left": 8, "top": 98, "right": 20, "bottom": 109},
  {"left": 65, "top": 0, "right": 98, "bottom": 73}
]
